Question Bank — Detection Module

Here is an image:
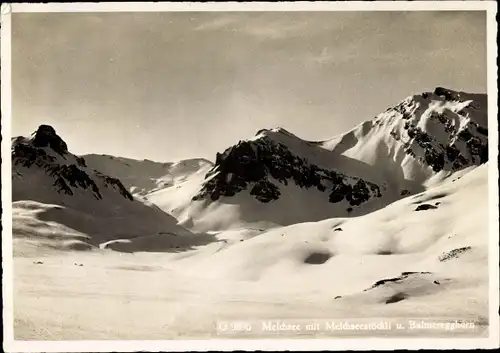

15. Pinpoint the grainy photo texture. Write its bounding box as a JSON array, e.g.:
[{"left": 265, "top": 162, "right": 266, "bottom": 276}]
[{"left": 1, "top": 2, "right": 499, "bottom": 352}]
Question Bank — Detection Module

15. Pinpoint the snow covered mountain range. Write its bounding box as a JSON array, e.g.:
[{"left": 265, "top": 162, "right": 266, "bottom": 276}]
[
  {"left": 194, "top": 87, "right": 487, "bottom": 203},
  {"left": 11, "top": 125, "right": 208, "bottom": 251},
  {"left": 11, "top": 87, "right": 488, "bottom": 237},
  {"left": 145, "top": 87, "right": 488, "bottom": 231},
  {"left": 11, "top": 86, "right": 492, "bottom": 340}
]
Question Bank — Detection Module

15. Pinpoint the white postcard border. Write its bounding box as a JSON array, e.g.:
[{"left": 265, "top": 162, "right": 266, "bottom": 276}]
[{"left": 1, "top": 2, "right": 498, "bottom": 352}]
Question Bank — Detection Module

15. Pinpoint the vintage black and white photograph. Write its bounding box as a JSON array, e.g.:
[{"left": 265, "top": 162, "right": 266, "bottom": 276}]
[{"left": 1, "top": 2, "right": 498, "bottom": 351}]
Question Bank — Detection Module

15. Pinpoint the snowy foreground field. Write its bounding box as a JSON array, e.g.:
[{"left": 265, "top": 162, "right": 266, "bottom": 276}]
[{"left": 13, "top": 164, "right": 489, "bottom": 340}]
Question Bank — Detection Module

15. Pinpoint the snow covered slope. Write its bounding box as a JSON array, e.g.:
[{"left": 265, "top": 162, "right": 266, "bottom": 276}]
[
  {"left": 177, "top": 162, "right": 490, "bottom": 323},
  {"left": 147, "top": 87, "right": 488, "bottom": 232},
  {"left": 13, "top": 161, "right": 491, "bottom": 339},
  {"left": 11, "top": 125, "right": 199, "bottom": 250},
  {"left": 10, "top": 87, "right": 492, "bottom": 340},
  {"left": 320, "top": 87, "right": 487, "bottom": 187},
  {"left": 82, "top": 154, "right": 213, "bottom": 196}
]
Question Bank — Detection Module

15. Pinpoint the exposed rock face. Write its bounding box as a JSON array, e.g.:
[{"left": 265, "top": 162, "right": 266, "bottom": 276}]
[
  {"left": 415, "top": 204, "right": 438, "bottom": 211},
  {"left": 392, "top": 88, "right": 488, "bottom": 173},
  {"left": 31, "top": 125, "right": 69, "bottom": 156},
  {"left": 364, "top": 271, "right": 433, "bottom": 291},
  {"left": 401, "top": 115, "right": 487, "bottom": 172},
  {"left": 48, "top": 164, "right": 102, "bottom": 199},
  {"left": 94, "top": 171, "right": 134, "bottom": 200},
  {"left": 192, "top": 88, "right": 487, "bottom": 212},
  {"left": 12, "top": 143, "right": 57, "bottom": 168},
  {"left": 12, "top": 125, "right": 133, "bottom": 201},
  {"left": 400, "top": 189, "right": 411, "bottom": 196},
  {"left": 434, "top": 87, "right": 461, "bottom": 101},
  {"left": 438, "top": 246, "right": 472, "bottom": 262},
  {"left": 193, "top": 136, "right": 382, "bottom": 206}
]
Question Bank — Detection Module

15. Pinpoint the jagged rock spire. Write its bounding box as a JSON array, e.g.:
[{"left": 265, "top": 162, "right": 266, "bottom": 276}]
[{"left": 32, "top": 125, "right": 68, "bottom": 156}]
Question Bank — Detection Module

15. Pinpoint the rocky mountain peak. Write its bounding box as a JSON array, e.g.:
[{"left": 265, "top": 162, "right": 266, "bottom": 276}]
[
  {"left": 31, "top": 124, "right": 68, "bottom": 156},
  {"left": 387, "top": 89, "right": 488, "bottom": 173},
  {"left": 194, "top": 133, "right": 382, "bottom": 208},
  {"left": 432, "top": 87, "right": 462, "bottom": 101},
  {"left": 256, "top": 127, "right": 295, "bottom": 137},
  {"left": 12, "top": 125, "right": 133, "bottom": 202},
  {"left": 193, "top": 87, "right": 488, "bottom": 212}
]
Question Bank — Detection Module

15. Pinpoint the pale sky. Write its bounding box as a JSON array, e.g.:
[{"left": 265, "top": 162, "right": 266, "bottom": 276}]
[{"left": 11, "top": 11, "right": 487, "bottom": 162}]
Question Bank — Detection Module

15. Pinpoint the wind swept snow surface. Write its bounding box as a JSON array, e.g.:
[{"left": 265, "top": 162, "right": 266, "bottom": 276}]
[
  {"left": 82, "top": 154, "right": 213, "bottom": 196},
  {"left": 14, "top": 160, "right": 490, "bottom": 339},
  {"left": 11, "top": 126, "right": 211, "bottom": 252},
  {"left": 11, "top": 89, "right": 491, "bottom": 340}
]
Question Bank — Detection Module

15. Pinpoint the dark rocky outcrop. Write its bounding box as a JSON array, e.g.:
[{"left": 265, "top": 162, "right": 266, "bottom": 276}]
[
  {"left": 76, "top": 156, "right": 87, "bottom": 167},
  {"left": 249, "top": 179, "right": 281, "bottom": 203},
  {"left": 415, "top": 203, "right": 438, "bottom": 211},
  {"left": 47, "top": 164, "right": 102, "bottom": 199},
  {"left": 438, "top": 246, "right": 472, "bottom": 262},
  {"left": 365, "top": 271, "right": 433, "bottom": 291},
  {"left": 395, "top": 90, "right": 488, "bottom": 173},
  {"left": 12, "top": 143, "right": 56, "bottom": 168},
  {"left": 434, "top": 87, "right": 461, "bottom": 101},
  {"left": 31, "top": 125, "right": 68, "bottom": 157},
  {"left": 193, "top": 136, "right": 382, "bottom": 207},
  {"left": 94, "top": 171, "right": 134, "bottom": 201},
  {"left": 12, "top": 125, "right": 134, "bottom": 202},
  {"left": 476, "top": 125, "right": 488, "bottom": 136}
]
